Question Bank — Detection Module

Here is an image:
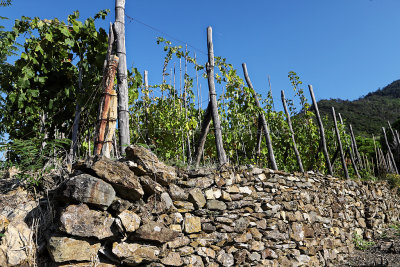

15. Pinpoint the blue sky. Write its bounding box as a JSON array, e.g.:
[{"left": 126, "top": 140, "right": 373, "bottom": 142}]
[{"left": 2, "top": 0, "right": 400, "bottom": 111}]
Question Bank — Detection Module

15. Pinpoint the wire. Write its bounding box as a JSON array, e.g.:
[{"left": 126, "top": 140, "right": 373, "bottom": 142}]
[{"left": 125, "top": 14, "right": 208, "bottom": 56}]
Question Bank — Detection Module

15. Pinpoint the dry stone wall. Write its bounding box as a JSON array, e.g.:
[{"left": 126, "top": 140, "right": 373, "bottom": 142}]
[{"left": 28, "top": 145, "right": 400, "bottom": 266}]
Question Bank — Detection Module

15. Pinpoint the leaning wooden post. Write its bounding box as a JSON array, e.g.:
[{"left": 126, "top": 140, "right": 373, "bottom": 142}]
[
  {"left": 94, "top": 55, "right": 120, "bottom": 156},
  {"left": 308, "top": 85, "right": 333, "bottom": 175},
  {"left": 242, "top": 63, "right": 278, "bottom": 170},
  {"left": 332, "top": 107, "right": 349, "bottom": 178},
  {"left": 194, "top": 27, "right": 227, "bottom": 166},
  {"left": 388, "top": 121, "right": 400, "bottom": 147},
  {"left": 255, "top": 116, "right": 263, "bottom": 161},
  {"left": 281, "top": 90, "right": 304, "bottom": 172},
  {"left": 114, "top": 0, "right": 130, "bottom": 154},
  {"left": 382, "top": 127, "right": 398, "bottom": 174},
  {"left": 194, "top": 106, "right": 212, "bottom": 167},
  {"left": 338, "top": 113, "right": 360, "bottom": 178},
  {"left": 206, "top": 26, "right": 227, "bottom": 165},
  {"left": 349, "top": 124, "right": 363, "bottom": 169}
]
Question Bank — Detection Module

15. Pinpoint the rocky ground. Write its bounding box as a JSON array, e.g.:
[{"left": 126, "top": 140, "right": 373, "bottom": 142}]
[{"left": 347, "top": 226, "right": 400, "bottom": 267}]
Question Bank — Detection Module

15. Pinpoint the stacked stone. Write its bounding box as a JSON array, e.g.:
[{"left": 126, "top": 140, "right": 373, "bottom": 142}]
[{"left": 44, "top": 144, "right": 400, "bottom": 266}]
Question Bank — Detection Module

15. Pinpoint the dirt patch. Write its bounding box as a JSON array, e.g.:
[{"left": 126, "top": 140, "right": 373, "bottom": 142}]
[{"left": 347, "top": 227, "right": 400, "bottom": 266}]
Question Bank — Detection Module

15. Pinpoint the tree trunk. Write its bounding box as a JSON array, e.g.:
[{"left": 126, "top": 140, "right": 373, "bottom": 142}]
[
  {"left": 281, "top": 90, "right": 304, "bottom": 172},
  {"left": 332, "top": 107, "right": 349, "bottom": 179},
  {"left": 308, "top": 85, "right": 332, "bottom": 175},
  {"left": 206, "top": 26, "right": 227, "bottom": 165},
  {"left": 114, "top": 0, "right": 130, "bottom": 155},
  {"left": 242, "top": 63, "right": 277, "bottom": 170}
]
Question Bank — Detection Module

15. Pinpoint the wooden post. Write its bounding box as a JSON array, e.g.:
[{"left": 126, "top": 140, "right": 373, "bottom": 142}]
[
  {"left": 68, "top": 57, "right": 83, "bottom": 164},
  {"left": 338, "top": 113, "right": 360, "bottom": 178},
  {"left": 349, "top": 124, "right": 363, "bottom": 169},
  {"left": 194, "top": 27, "right": 227, "bottom": 166},
  {"left": 144, "top": 70, "right": 150, "bottom": 145},
  {"left": 388, "top": 121, "right": 400, "bottom": 146},
  {"left": 206, "top": 26, "right": 227, "bottom": 165},
  {"left": 332, "top": 107, "right": 349, "bottom": 179},
  {"left": 281, "top": 90, "right": 304, "bottom": 172},
  {"left": 242, "top": 63, "right": 277, "bottom": 170},
  {"left": 308, "top": 85, "right": 333, "bottom": 175},
  {"left": 382, "top": 127, "right": 398, "bottom": 174},
  {"left": 94, "top": 55, "right": 119, "bottom": 156},
  {"left": 255, "top": 116, "right": 263, "bottom": 162},
  {"left": 114, "top": 0, "right": 130, "bottom": 154}
]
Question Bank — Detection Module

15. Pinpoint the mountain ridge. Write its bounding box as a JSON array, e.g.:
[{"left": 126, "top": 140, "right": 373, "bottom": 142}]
[{"left": 316, "top": 79, "right": 400, "bottom": 137}]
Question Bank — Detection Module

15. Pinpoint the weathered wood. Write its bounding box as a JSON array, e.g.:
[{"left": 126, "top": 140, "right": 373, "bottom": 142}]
[
  {"left": 332, "top": 107, "right": 349, "bottom": 178},
  {"left": 68, "top": 59, "right": 83, "bottom": 164},
  {"left": 308, "top": 85, "right": 333, "bottom": 175},
  {"left": 184, "top": 44, "right": 192, "bottom": 163},
  {"left": 349, "top": 124, "right": 363, "bottom": 169},
  {"left": 94, "top": 55, "right": 119, "bottom": 156},
  {"left": 382, "top": 127, "right": 398, "bottom": 174},
  {"left": 206, "top": 26, "right": 227, "bottom": 165},
  {"left": 144, "top": 70, "right": 150, "bottom": 145},
  {"left": 388, "top": 121, "right": 400, "bottom": 146},
  {"left": 102, "top": 89, "right": 118, "bottom": 157},
  {"left": 281, "top": 90, "right": 304, "bottom": 172},
  {"left": 255, "top": 116, "right": 263, "bottom": 161},
  {"left": 347, "top": 147, "right": 361, "bottom": 179},
  {"left": 194, "top": 105, "right": 212, "bottom": 167},
  {"left": 114, "top": 0, "right": 130, "bottom": 154},
  {"left": 242, "top": 63, "right": 277, "bottom": 170}
]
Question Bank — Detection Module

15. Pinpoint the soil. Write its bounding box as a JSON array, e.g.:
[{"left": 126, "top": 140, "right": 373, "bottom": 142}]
[{"left": 347, "top": 227, "right": 400, "bottom": 267}]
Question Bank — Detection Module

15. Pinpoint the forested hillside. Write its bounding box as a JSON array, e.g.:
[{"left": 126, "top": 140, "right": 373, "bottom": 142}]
[{"left": 317, "top": 80, "right": 400, "bottom": 136}]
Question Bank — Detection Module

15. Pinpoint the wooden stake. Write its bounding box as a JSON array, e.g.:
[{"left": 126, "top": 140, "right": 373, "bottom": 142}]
[
  {"left": 255, "top": 116, "right": 263, "bottom": 162},
  {"left": 194, "top": 27, "right": 227, "bottom": 166},
  {"left": 114, "top": 0, "right": 130, "bottom": 154},
  {"left": 308, "top": 85, "right": 332, "bottom": 175},
  {"left": 382, "top": 127, "right": 398, "bottom": 174},
  {"left": 94, "top": 55, "right": 119, "bottom": 156},
  {"left": 349, "top": 124, "right": 363, "bottom": 169},
  {"left": 242, "top": 63, "right": 277, "bottom": 170},
  {"left": 332, "top": 107, "right": 349, "bottom": 178},
  {"left": 281, "top": 90, "right": 304, "bottom": 172}
]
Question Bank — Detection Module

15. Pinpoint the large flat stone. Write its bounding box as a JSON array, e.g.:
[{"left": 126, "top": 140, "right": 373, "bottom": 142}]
[
  {"left": 60, "top": 204, "right": 114, "bottom": 239},
  {"left": 135, "top": 221, "right": 179, "bottom": 243},
  {"left": 91, "top": 157, "right": 144, "bottom": 201},
  {"left": 61, "top": 174, "right": 115, "bottom": 210},
  {"left": 112, "top": 242, "right": 159, "bottom": 266},
  {"left": 125, "top": 145, "right": 177, "bottom": 185},
  {"left": 47, "top": 236, "right": 101, "bottom": 263}
]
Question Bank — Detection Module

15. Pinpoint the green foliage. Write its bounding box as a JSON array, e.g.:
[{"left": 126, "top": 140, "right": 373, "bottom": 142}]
[
  {"left": 389, "top": 223, "right": 400, "bottom": 236},
  {"left": 0, "top": 10, "right": 109, "bottom": 156},
  {"left": 353, "top": 233, "right": 375, "bottom": 250},
  {"left": 384, "top": 173, "right": 400, "bottom": 189},
  {"left": 0, "top": 137, "right": 70, "bottom": 186}
]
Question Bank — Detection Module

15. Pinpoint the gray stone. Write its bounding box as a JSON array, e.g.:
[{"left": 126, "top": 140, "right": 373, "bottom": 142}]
[
  {"left": 125, "top": 145, "right": 177, "bottom": 186},
  {"left": 169, "top": 184, "right": 188, "bottom": 201},
  {"left": 207, "top": 200, "right": 227, "bottom": 210},
  {"left": 112, "top": 242, "right": 159, "bottom": 266},
  {"left": 136, "top": 221, "right": 179, "bottom": 243},
  {"left": 60, "top": 204, "right": 114, "bottom": 239},
  {"left": 216, "top": 250, "right": 234, "bottom": 267},
  {"left": 61, "top": 174, "right": 116, "bottom": 210},
  {"left": 91, "top": 157, "right": 144, "bottom": 201},
  {"left": 47, "top": 236, "right": 101, "bottom": 263},
  {"left": 161, "top": 252, "right": 183, "bottom": 266},
  {"left": 234, "top": 217, "right": 249, "bottom": 233},
  {"left": 118, "top": 210, "right": 141, "bottom": 233},
  {"left": 161, "top": 192, "right": 175, "bottom": 210},
  {"left": 0, "top": 221, "right": 31, "bottom": 266},
  {"left": 188, "top": 188, "right": 206, "bottom": 208}
]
